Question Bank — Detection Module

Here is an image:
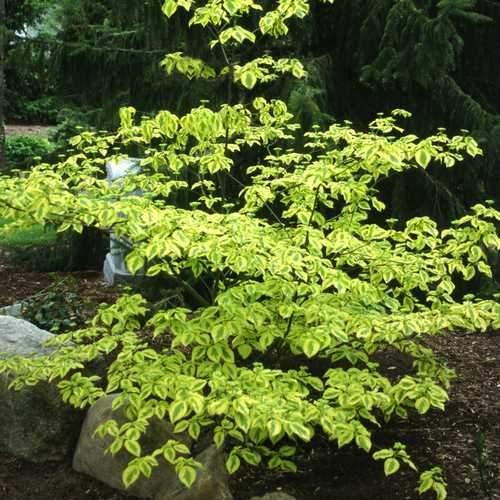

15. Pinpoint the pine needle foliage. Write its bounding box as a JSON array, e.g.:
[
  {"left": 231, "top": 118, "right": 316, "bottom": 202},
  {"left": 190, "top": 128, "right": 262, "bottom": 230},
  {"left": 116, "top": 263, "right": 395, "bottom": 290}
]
[
  {"left": 44, "top": 0, "right": 218, "bottom": 124},
  {"left": 352, "top": 0, "right": 500, "bottom": 213}
]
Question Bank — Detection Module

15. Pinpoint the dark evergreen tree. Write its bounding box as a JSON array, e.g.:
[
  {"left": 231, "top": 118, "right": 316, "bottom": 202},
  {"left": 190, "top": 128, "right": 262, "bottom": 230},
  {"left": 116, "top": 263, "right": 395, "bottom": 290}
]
[
  {"left": 49, "top": 0, "right": 218, "bottom": 125},
  {"left": 294, "top": 0, "right": 500, "bottom": 223},
  {"left": 4, "top": 0, "right": 55, "bottom": 124}
]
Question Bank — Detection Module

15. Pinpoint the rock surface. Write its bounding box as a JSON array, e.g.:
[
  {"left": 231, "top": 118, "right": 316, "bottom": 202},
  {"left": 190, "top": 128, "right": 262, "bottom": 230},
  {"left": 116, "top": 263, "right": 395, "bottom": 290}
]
[
  {"left": 156, "top": 445, "right": 233, "bottom": 500},
  {"left": 0, "top": 315, "right": 83, "bottom": 462},
  {"left": 0, "top": 315, "right": 55, "bottom": 356},
  {"left": 0, "top": 302, "right": 23, "bottom": 318},
  {"left": 249, "top": 493, "right": 297, "bottom": 500},
  {"left": 73, "top": 395, "right": 233, "bottom": 499},
  {"left": 73, "top": 394, "right": 186, "bottom": 497},
  {"left": 0, "top": 317, "right": 234, "bottom": 498}
]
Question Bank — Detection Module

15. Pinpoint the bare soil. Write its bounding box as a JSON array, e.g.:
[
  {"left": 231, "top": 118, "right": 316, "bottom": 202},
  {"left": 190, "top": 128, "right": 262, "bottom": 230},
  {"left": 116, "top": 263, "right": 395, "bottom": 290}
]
[
  {"left": 0, "top": 263, "right": 118, "bottom": 316},
  {"left": 0, "top": 262, "right": 498, "bottom": 500}
]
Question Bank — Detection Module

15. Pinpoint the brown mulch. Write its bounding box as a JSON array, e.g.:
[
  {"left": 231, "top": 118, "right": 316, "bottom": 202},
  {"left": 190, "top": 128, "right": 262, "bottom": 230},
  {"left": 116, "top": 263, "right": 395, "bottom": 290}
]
[
  {"left": 0, "top": 261, "right": 498, "bottom": 500},
  {"left": 230, "top": 330, "right": 500, "bottom": 500},
  {"left": 0, "top": 264, "right": 54, "bottom": 306},
  {"left": 0, "top": 455, "right": 128, "bottom": 500},
  {"left": 0, "top": 262, "right": 119, "bottom": 315}
]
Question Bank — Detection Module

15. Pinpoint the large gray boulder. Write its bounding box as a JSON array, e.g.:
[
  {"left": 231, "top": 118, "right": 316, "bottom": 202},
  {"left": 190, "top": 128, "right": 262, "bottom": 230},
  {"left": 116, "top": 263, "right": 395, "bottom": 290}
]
[
  {"left": 0, "top": 315, "right": 55, "bottom": 356},
  {"left": 0, "top": 315, "right": 83, "bottom": 462},
  {"left": 73, "top": 395, "right": 233, "bottom": 500},
  {"left": 73, "top": 394, "right": 179, "bottom": 497}
]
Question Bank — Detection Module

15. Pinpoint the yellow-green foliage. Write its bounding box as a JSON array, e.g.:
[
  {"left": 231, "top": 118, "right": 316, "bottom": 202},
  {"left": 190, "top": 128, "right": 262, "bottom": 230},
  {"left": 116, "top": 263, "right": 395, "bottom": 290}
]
[{"left": 0, "top": 1, "right": 499, "bottom": 499}]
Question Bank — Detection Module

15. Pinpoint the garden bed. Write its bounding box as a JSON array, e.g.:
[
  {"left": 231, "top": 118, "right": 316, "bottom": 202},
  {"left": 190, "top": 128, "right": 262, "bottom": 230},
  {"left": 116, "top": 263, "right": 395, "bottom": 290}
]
[{"left": 0, "top": 262, "right": 498, "bottom": 500}]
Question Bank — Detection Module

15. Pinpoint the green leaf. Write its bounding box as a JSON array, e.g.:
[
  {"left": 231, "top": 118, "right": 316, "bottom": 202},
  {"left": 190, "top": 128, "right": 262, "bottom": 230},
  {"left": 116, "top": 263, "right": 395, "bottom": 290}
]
[
  {"left": 214, "top": 430, "right": 225, "bottom": 448},
  {"left": 415, "top": 148, "right": 431, "bottom": 168},
  {"left": 434, "top": 482, "right": 447, "bottom": 500},
  {"left": 124, "top": 439, "right": 141, "bottom": 457},
  {"left": 188, "top": 421, "right": 201, "bottom": 440},
  {"left": 126, "top": 253, "right": 145, "bottom": 274},
  {"left": 174, "top": 420, "right": 190, "bottom": 433},
  {"left": 122, "top": 464, "right": 141, "bottom": 489},
  {"left": 278, "top": 446, "right": 296, "bottom": 457},
  {"left": 208, "top": 399, "right": 229, "bottom": 416},
  {"left": 162, "top": 0, "right": 178, "bottom": 17},
  {"left": 280, "top": 459, "right": 298, "bottom": 472},
  {"left": 240, "top": 448, "right": 261, "bottom": 465},
  {"left": 224, "top": 0, "right": 239, "bottom": 15},
  {"left": 288, "top": 422, "right": 312, "bottom": 442},
  {"left": 235, "top": 411, "right": 251, "bottom": 432},
  {"left": 174, "top": 443, "right": 191, "bottom": 455},
  {"left": 163, "top": 446, "right": 176, "bottom": 463},
  {"left": 355, "top": 434, "right": 372, "bottom": 452},
  {"left": 169, "top": 400, "right": 189, "bottom": 423},
  {"left": 237, "top": 343, "right": 252, "bottom": 359},
  {"left": 240, "top": 70, "right": 257, "bottom": 89},
  {"left": 384, "top": 458, "right": 400, "bottom": 476},
  {"left": 267, "top": 419, "right": 283, "bottom": 439},
  {"left": 415, "top": 397, "right": 430, "bottom": 414},
  {"left": 178, "top": 465, "right": 197, "bottom": 488},
  {"left": 153, "top": 384, "right": 168, "bottom": 400},
  {"left": 320, "top": 416, "right": 335, "bottom": 436},
  {"left": 108, "top": 438, "right": 123, "bottom": 456},
  {"left": 337, "top": 425, "right": 354, "bottom": 448},
  {"left": 100, "top": 309, "right": 114, "bottom": 326},
  {"left": 226, "top": 454, "right": 241, "bottom": 474},
  {"left": 138, "top": 459, "right": 153, "bottom": 478},
  {"left": 373, "top": 449, "right": 393, "bottom": 460},
  {"left": 302, "top": 338, "right": 321, "bottom": 358},
  {"left": 418, "top": 477, "right": 434, "bottom": 494}
]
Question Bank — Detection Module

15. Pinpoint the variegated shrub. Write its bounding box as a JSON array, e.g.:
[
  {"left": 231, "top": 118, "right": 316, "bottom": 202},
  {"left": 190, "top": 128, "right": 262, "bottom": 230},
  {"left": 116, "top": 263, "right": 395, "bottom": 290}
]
[{"left": 0, "top": 1, "right": 499, "bottom": 499}]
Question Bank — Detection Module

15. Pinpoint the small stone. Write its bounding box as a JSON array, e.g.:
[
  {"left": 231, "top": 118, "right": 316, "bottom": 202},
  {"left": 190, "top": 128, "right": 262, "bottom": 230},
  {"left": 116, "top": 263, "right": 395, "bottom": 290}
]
[
  {"left": 0, "top": 303, "right": 23, "bottom": 318},
  {"left": 250, "top": 492, "right": 297, "bottom": 500}
]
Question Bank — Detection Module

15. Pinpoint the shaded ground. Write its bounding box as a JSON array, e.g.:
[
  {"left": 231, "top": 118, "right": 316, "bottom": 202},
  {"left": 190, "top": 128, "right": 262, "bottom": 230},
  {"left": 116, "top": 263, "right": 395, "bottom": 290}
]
[
  {"left": 0, "top": 263, "right": 117, "bottom": 315},
  {"left": 0, "top": 262, "right": 498, "bottom": 500},
  {"left": 230, "top": 330, "right": 500, "bottom": 500},
  {"left": 0, "top": 455, "right": 126, "bottom": 500}
]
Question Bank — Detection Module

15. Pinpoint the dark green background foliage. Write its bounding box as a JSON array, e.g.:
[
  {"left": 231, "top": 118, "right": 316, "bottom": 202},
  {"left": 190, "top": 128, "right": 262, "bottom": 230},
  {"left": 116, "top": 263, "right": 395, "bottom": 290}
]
[
  {"left": 4, "top": 0, "right": 500, "bottom": 223},
  {"left": 290, "top": 0, "right": 500, "bottom": 222},
  {"left": 5, "top": 134, "right": 55, "bottom": 169},
  {"left": 2, "top": 2, "right": 500, "bottom": 497},
  {"left": 3, "top": 0, "right": 499, "bottom": 283}
]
